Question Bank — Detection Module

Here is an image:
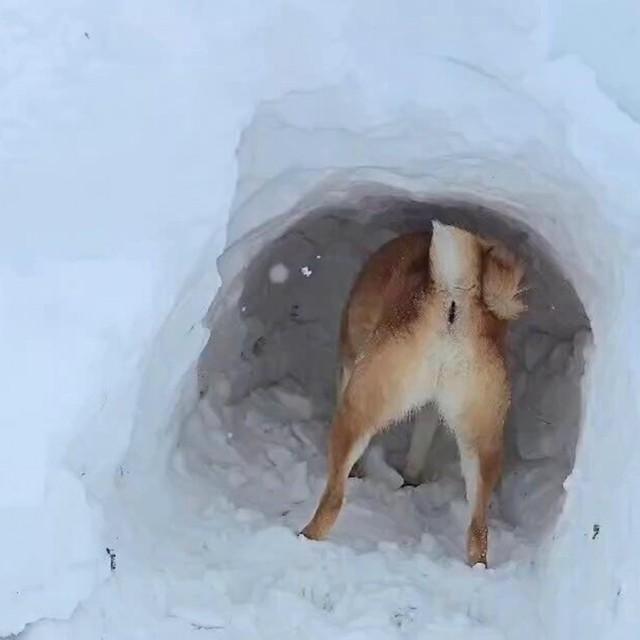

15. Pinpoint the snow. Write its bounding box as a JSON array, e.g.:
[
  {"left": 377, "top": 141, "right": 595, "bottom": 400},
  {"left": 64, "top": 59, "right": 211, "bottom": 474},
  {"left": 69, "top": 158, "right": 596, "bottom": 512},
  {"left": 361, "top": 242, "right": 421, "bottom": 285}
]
[
  {"left": 2, "top": 1, "right": 640, "bottom": 639},
  {"left": 268, "top": 263, "right": 289, "bottom": 284}
]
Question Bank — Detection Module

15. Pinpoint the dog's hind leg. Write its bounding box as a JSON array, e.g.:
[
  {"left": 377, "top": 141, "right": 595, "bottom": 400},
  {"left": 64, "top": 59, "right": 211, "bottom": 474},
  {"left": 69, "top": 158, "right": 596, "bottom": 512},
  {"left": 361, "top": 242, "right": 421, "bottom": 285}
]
[
  {"left": 337, "top": 363, "right": 366, "bottom": 480},
  {"left": 455, "top": 433, "right": 503, "bottom": 567},
  {"left": 302, "top": 343, "right": 429, "bottom": 540},
  {"left": 442, "top": 380, "right": 507, "bottom": 567},
  {"left": 300, "top": 400, "right": 373, "bottom": 540}
]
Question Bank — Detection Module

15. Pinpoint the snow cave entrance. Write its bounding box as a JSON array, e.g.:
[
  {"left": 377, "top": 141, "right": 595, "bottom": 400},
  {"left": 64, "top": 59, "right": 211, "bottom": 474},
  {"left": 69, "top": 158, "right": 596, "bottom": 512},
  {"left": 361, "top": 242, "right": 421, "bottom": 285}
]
[{"left": 187, "top": 194, "right": 590, "bottom": 563}]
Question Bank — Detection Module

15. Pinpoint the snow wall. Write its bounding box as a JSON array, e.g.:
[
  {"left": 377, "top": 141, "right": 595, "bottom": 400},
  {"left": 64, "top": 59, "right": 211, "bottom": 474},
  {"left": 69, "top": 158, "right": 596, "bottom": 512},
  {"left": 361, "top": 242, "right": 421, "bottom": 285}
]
[{"left": 2, "top": 2, "right": 640, "bottom": 639}]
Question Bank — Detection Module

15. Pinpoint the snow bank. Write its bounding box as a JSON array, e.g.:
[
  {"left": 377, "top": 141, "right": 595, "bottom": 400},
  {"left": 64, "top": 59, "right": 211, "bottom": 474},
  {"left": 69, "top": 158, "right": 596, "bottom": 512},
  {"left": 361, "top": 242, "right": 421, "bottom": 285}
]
[{"left": 2, "top": 1, "right": 640, "bottom": 638}]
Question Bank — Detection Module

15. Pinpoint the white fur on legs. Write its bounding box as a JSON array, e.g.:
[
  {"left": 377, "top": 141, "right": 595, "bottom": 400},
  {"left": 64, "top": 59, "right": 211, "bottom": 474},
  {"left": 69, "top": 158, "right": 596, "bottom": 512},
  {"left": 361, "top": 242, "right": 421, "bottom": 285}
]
[
  {"left": 337, "top": 365, "right": 350, "bottom": 401},
  {"left": 403, "top": 404, "right": 439, "bottom": 484},
  {"left": 456, "top": 436, "right": 481, "bottom": 527}
]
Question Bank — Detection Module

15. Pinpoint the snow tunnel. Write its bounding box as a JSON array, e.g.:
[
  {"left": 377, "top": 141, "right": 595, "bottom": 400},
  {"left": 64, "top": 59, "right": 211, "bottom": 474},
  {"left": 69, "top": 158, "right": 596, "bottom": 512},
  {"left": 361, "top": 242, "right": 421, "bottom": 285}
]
[
  {"left": 6, "top": 4, "right": 640, "bottom": 639},
  {"left": 190, "top": 187, "right": 590, "bottom": 561},
  {"left": 151, "top": 85, "right": 598, "bottom": 569},
  {"left": 87, "top": 74, "right": 637, "bottom": 640}
]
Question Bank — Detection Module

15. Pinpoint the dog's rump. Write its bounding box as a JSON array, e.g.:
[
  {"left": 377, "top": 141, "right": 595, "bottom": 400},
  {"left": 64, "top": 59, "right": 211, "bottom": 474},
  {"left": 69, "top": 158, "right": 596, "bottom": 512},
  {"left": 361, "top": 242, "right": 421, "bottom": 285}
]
[
  {"left": 340, "top": 224, "right": 526, "bottom": 368},
  {"left": 340, "top": 231, "right": 432, "bottom": 367}
]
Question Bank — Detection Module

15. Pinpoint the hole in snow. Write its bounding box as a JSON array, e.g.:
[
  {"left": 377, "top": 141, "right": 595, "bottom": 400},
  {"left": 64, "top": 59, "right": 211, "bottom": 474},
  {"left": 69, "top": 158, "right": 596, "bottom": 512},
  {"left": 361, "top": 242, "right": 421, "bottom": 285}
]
[{"left": 187, "top": 194, "right": 590, "bottom": 563}]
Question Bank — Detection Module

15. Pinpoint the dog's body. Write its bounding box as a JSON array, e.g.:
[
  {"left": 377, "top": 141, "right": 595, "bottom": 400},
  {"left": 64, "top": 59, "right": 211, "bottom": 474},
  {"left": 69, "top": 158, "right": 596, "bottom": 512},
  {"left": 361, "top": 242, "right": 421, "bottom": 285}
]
[{"left": 301, "top": 222, "right": 525, "bottom": 566}]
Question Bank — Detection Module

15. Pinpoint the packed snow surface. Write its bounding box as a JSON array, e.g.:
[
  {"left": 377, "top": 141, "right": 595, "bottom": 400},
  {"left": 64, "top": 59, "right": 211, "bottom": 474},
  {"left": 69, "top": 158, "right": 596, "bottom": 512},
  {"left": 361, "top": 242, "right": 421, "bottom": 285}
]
[{"left": 2, "top": 1, "right": 640, "bottom": 639}]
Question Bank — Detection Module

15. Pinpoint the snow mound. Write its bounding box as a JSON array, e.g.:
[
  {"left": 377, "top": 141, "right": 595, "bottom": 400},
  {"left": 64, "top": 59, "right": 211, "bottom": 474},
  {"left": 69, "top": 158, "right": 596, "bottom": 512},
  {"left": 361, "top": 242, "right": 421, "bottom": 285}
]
[{"left": 3, "top": 2, "right": 640, "bottom": 640}]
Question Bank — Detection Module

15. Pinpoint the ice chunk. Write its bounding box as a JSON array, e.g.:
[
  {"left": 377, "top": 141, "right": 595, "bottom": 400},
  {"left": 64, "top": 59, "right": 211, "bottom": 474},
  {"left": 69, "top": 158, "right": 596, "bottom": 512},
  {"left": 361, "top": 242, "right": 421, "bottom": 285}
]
[{"left": 361, "top": 444, "right": 405, "bottom": 490}]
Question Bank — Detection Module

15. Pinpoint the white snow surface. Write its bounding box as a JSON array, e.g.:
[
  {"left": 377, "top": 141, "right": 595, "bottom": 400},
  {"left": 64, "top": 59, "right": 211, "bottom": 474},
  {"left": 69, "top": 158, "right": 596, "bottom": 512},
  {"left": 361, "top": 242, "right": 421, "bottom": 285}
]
[{"left": 2, "top": 1, "right": 640, "bottom": 639}]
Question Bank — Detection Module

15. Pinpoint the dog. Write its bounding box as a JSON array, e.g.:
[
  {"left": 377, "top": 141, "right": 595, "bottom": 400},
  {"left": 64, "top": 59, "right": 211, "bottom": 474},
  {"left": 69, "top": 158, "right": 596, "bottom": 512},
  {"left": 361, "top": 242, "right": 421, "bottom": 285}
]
[{"left": 301, "top": 221, "right": 526, "bottom": 566}]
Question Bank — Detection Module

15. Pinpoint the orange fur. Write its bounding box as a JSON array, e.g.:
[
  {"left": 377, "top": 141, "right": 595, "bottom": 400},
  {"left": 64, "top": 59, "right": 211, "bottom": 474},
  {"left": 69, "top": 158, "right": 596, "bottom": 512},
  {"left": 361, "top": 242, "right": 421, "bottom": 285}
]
[
  {"left": 479, "top": 238, "right": 527, "bottom": 320},
  {"left": 301, "top": 222, "right": 525, "bottom": 567}
]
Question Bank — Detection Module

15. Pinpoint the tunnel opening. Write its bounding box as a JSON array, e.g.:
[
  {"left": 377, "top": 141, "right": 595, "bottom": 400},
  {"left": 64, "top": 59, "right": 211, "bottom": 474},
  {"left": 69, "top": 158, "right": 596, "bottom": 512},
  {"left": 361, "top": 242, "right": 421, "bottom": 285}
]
[{"left": 182, "top": 191, "right": 590, "bottom": 564}]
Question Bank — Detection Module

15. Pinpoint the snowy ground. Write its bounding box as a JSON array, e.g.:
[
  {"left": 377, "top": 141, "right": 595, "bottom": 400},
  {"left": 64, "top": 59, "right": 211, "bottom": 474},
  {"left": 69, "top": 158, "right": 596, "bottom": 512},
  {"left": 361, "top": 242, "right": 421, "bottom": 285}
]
[
  {"left": 3, "top": 1, "right": 640, "bottom": 639},
  {"left": 27, "top": 383, "right": 539, "bottom": 640}
]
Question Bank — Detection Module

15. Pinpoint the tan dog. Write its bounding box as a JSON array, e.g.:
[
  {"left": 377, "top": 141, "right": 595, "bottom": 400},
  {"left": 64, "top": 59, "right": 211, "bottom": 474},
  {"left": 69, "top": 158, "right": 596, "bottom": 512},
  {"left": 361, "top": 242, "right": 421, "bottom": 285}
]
[{"left": 301, "top": 221, "right": 525, "bottom": 566}]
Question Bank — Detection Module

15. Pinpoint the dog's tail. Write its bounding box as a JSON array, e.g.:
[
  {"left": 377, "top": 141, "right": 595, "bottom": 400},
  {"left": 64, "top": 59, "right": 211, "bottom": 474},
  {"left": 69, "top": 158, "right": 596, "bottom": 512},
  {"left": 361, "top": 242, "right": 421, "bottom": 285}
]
[
  {"left": 430, "top": 221, "right": 480, "bottom": 293},
  {"left": 430, "top": 221, "right": 526, "bottom": 320},
  {"left": 480, "top": 240, "right": 526, "bottom": 320}
]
